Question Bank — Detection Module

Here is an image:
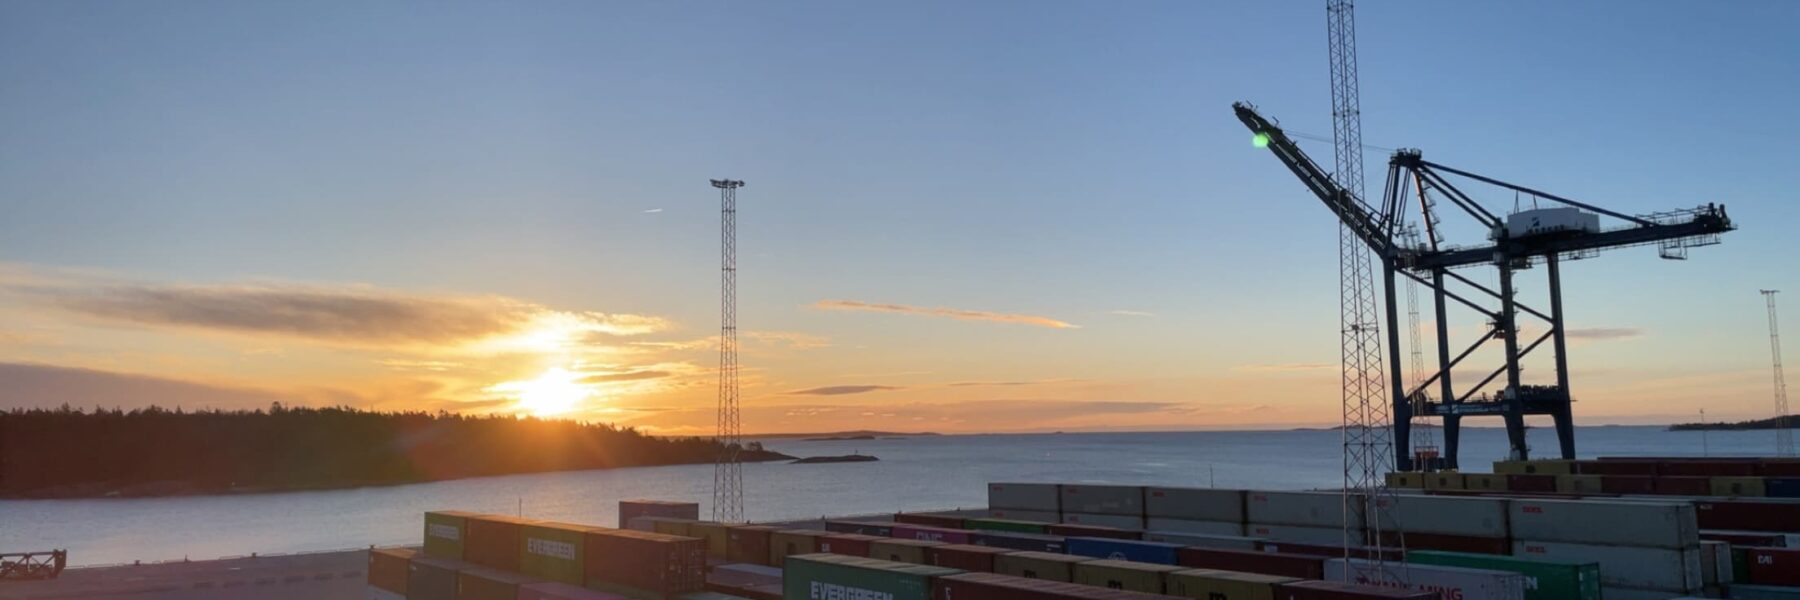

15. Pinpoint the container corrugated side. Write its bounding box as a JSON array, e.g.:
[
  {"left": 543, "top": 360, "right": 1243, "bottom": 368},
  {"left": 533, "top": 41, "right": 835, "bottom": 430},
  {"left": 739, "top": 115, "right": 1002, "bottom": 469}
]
[
  {"left": 988, "top": 482, "right": 1061, "bottom": 512},
  {"left": 926, "top": 543, "right": 1009, "bottom": 572},
  {"left": 1371, "top": 495, "right": 1508, "bottom": 538},
  {"left": 1729, "top": 584, "right": 1800, "bottom": 600},
  {"left": 1463, "top": 474, "right": 1508, "bottom": 492},
  {"left": 964, "top": 518, "right": 1049, "bottom": 534},
  {"left": 968, "top": 530, "right": 1066, "bottom": 553},
  {"left": 583, "top": 528, "right": 705, "bottom": 598},
  {"left": 406, "top": 555, "right": 461, "bottom": 600},
  {"left": 817, "top": 533, "right": 882, "bottom": 557},
  {"left": 1143, "top": 531, "right": 1261, "bottom": 551},
  {"left": 893, "top": 512, "right": 965, "bottom": 529},
  {"left": 1060, "top": 512, "right": 1144, "bottom": 530},
  {"left": 424, "top": 510, "right": 476, "bottom": 560},
  {"left": 1065, "top": 537, "right": 1184, "bottom": 565},
  {"left": 1326, "top": 558, "right": 1525, "bottom": 600},
  {"left": 1404, "top": 549, "right": 1599, "bottom": 600},
  {"left": 1145, "top": 487, "right": 1245, "bottom": 522},
  {"left": 868, "top": 538, "right": 942, "bottom": 564},
  {"left": 367, "top": 547, "right": 413, "bottom": 595},
  {"left": 1275, "top": 580, "right": 1437, "bottom": 599},
  {"left": 934, "top": 571, "right": 1178, "bottom": 600},
  {"left": 685, "top": 522, "right": 730, "bottom": 558},
  {"left": 993, "top": 551, "right": 1091, "bottom": 582},
  {"left": 1060, "top": 484, "right": 1146, "bottom": 516},
  {"left": 1246, "top": 523, "right": 1362, "bottom": 546},
  {"left": 1045, "top": 522, "right": 1141, "bottom": 540},
  {"left": 767, "top": 529, "right": 823, "bottom": 566},
  {"left": 457, "top": 565, "right": 538, "bottom": 600},
  {"left": 1511, "top": 539, "right": 1702, "bottom": 592},
  {"left": 987, "top": 508, "right": 1060, "bottom": 522},
  {"left": 823, "top": 520, "right": 896, "bottom": 537},
  {"left": 1166, "top": 568, "right": 1297, "bottom": 600},
  {"left": 890, "top": 524, "right": 971, "bottom": 544},
  {"left": 781, "top": 553, "right": 959, "bottom": 600},
  {"left": 726, "top": 524, "right": 777, "bottom": 565},
  {"left": 1247, "top": 491, "right": 1363, "bottom": 529},
  {"left": 1694, "top": 499, "right": 1800, "bottom": 533},
  {"left": 1746, "top": 547, "right": 1800, "bottom": 586},
  {"left": 1177, "top": 547, "right": 1325, "bottom": 580},
  {"left": 1072, "top": 559, "right": 1184, "bottom": 594},
  {"left": 520, "top": 522, "right": 591, "bottom": 585},
  {"left": 466, "top": 515, "right": 535, "bottom": 572},
  {"left": 1146, "top": 517, "right": 1244, "bottom": 536},
  {"left": 518, "top": 581, "right": 633, "bottom": 600},
  {"left": 617, "top": 500, "right": 699, "bottom": 529},
  {"left": 1507, "top": 498, "right": 1697, "bottom": 549}
]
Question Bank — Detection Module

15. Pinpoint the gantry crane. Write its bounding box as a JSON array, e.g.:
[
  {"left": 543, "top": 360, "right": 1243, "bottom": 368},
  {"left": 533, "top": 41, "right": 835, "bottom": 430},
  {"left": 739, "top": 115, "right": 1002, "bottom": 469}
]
[{"left": 1235, "top": 102, "right": 1736, "bottom": 469}]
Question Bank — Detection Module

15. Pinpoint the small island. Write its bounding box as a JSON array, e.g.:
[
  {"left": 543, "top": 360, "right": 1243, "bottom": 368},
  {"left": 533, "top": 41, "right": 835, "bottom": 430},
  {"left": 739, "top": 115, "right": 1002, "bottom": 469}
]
[
  {"left": 802, "top": 435, "right": 877, "bottom": 441},
  {"left": 1669, "top": 415, "right": 1799, "bottom": 431},
  {"left": 791, "top": 454, "right": 879, "bottom": 464}
]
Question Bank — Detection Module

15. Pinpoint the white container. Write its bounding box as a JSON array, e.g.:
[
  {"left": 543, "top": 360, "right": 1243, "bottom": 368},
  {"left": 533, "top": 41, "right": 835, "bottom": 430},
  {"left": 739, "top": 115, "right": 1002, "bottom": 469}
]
[
  {"left": 1143, "top": 530, "right": 1261, "bottom": 551},
  {"left": 1145, "top": 517, "right": 1243, "bottom": 536},
  {"left": 1059, "top": 484, "right": 1144, "bottom": 516},
  {"left": 1326, "top": 558, "right": 1525, "bottom": 600},
  {"left": 1060, "top": 512, "right": 1143, "bottom": 530},
  {"left": 1498, "top": 207, "right": 1600, "bottom": 240},
  {"left": 986, "top": 508, "right": 1059, "bottom": 523},
  {"left": 1145, "top": 487, "right": 1245, "bottom": 522},
  {"left": 1512, "top": 539, "right": 1703, "bottom": 592},
  {"left": 1247, "top": 523, "right": 1362, "bottom": 546},
  {"left": 1246, "top": 490, "right": 1363, "bottom": 529},
  {"left": 1371, "top": 494, "right": 1508, "bottom": 538},
  {"left": 988, "top": 482, "right": 1061, "bottom": 512},
  {"left": 1507, "top": 498, "right": 1698, "bottom": 549},
  {"left": 1703, "top": 540, "right": 1732, "bottom": 585}
]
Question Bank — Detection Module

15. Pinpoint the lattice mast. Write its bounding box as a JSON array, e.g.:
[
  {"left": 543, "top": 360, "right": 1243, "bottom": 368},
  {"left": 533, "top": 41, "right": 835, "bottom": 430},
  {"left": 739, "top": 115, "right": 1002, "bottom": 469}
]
[
  {"left": 1325, "top": 0, "right": 1401, "bottom": 578},
  {"left": 712, "top": 178, "right": 746, "bottom": 522},
  {"left": 1765, "top": 290, "right": 1795, "bottom": 457}
]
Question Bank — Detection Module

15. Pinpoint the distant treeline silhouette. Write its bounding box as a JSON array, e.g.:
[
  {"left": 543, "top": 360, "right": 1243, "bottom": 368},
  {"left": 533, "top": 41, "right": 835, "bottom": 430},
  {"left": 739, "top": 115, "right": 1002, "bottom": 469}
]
[
  {"left": 0, "top": 404, "right": 786, "bottom": 498},
  {"left": 1668, "top": 414, "right": 1800, "bottom": 431}
]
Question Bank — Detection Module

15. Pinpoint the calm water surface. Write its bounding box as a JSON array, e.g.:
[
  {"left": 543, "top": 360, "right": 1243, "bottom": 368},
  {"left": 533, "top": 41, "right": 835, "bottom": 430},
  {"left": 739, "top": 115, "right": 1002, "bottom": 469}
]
[{"left": 0, "top": 425, "right": 1781, "bottom": 566}]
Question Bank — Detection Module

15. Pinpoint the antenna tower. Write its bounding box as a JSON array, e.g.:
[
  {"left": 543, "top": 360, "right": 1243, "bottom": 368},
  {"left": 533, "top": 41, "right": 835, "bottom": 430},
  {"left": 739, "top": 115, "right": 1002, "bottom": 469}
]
[
  {"left": 1764, "top": 290, "right": 1795, "bottom": 457},
  {"left": 712, "top": 178, "right": 746, "bottom": 521}
]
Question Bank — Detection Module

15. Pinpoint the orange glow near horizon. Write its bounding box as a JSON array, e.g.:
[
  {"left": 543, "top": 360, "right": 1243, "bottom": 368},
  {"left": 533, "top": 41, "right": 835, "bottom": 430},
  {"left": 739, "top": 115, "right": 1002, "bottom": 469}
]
[{"left": 490, "top": 367, "right": 593, "bottom": 417}]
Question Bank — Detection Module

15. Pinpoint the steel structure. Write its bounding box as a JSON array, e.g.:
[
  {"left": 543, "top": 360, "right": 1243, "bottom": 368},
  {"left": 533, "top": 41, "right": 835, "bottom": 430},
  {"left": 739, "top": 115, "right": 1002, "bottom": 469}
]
[
  {"left": 1765, "top": 290, "right": 1795, "bottom": 457},
  {"left": 0, "top": 550, "right": 66, "bottom": 580},
  {"left": 1233, "top": 103, "right": 1735, "bottom": 470},
  {"left": 712, "top": 178, "right": 746, "bottom": 522}
]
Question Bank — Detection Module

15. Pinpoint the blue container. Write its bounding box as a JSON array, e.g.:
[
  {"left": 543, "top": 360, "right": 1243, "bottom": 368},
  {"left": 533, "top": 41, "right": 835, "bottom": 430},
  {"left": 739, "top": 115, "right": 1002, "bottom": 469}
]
[
  {"left": 969, "top": 531, "right": 1066, "bottom": 553},
  {"left": 1768, "top": 478, "right": 1800, "bottom": 498},
  {"left": 1064, "top": 536, "right": 1184, "bottom": 565}
]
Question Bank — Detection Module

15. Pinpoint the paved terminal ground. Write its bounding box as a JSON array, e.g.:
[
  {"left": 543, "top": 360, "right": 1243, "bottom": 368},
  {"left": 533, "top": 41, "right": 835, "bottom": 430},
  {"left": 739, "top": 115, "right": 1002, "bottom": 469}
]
[{"left": 0, "top": 549, "right": 369, "bottom": 600}]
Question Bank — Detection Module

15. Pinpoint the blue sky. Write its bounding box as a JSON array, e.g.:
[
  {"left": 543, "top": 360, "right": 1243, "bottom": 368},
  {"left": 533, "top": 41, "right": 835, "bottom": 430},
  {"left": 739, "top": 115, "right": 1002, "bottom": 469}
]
[{"left": 1, "top": 1, "right": 1796, "bottom": 431}]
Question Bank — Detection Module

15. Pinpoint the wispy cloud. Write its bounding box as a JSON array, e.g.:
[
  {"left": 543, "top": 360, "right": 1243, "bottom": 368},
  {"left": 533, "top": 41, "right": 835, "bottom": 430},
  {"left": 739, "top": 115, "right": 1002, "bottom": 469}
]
[
  {"left": 1108, "top": 310, "right": 1156, "bottom": 317},
  {"left": 1566, "top": 327, "right": 1643, "bottom": 341},
  {"left": 643, "top": 208, "right": 663, "bottom": 213},
  {"left": 947, "top": 379, "right": 1076, "bottom": 387},
  {"left": 1233, "top": 363, "right": 1337, "bottom": 373},
  {"left": 581, "top": 370, "right": 673, "bottom": 384},
  {"left": 378, "top": 359, "right": 464, "bottom": 372},
  {"left": 785, "top": 384, "right": 905, "bottom": 396},
  {"left": 0, "top": 362, "right": 293, "bottom": 411},
  {"left": 811, "top": 299, "right": 1077, "bottom": 329}
]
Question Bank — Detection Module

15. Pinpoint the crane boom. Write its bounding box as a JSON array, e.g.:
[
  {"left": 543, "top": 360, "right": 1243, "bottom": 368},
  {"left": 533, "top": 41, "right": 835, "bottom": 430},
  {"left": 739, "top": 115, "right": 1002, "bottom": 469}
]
[{"left": 1233, "top": 102, "right": 1393, "bottom": 257}]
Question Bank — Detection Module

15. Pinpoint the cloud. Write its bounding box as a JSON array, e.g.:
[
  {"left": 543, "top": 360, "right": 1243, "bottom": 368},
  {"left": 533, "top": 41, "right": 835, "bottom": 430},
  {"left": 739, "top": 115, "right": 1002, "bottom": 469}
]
[
  {"left": 811, "top": 299, "right": 1077, "bottom": 329},
  {"left": 379, "top": 359, "right": 464, "bottom": 372},
  {"left": 4, "top": 267, "right": 667, "bottom": 348},
  {"left": 947, "top": 379, "right": 1074, "bottom": 387},
  {"left": 0, "top": 362, "right": 294, "bottom": 411},
  {"left": 1233, "top": 363, "right": 1337, "bottom": 373},
  {"left": 1109, "top": 310, "right": 1156, "bottom": 317},
  {"left": 581, "top": 370, "right": 673, "bottom": 384},
  {"left": 643, "top": 208, "right": 664, "bottom": 213},
  {"left": 785, "top": 385, "right": 905, "bottom": 396},
  {"left": 630, "top": 330, "right": 830, "bottom": 352},
  {"left": 1565, "top": 327, "right": 1643, "bottom": 341}
]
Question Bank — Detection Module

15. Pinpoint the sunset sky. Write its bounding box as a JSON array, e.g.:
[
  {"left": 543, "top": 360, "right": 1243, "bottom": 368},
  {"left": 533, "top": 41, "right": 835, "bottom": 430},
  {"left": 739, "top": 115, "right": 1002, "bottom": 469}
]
[{"left": 3, "top": 2, "right": 1797, "bottom": 434}]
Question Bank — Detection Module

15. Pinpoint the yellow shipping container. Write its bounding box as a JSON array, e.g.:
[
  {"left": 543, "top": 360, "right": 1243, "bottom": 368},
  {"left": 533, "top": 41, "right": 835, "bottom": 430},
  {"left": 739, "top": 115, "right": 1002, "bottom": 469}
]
[
  {"left": 1424, "top": 472, "right": 1466, "bottom": 491},
  {"left": 1386, "top": 472, "right": 1423, "bottom": 488},
  {"left": 1462, "top": 473, "right": 1508, "bottom": 491},
  {"left": 1493, "top": 459, "right": 1574, "bottom": 475},
  {"left": 994, "top": 551, "right": 1092, "bottom": 582},
  {"left": 1167, "top": 568, "right": 1299, "bottom": 600},
  {"left": 686, "top": 521, "right": 730, "bottom": 557},
  {"left": 767, "top": 530, "right": 822, "bottom": 566},
  {"left": 867, "top": 538, "right": 942, "bottom": 564},
  {"left": 1556, "top": 474, "right": 1604, "bottom": 494},
  {"left": 1711, "top": 477, "right": 1766, "bottom": 497},
  {"left": 648, "top": 518, "right": 691, "bottom": 537},
  {"left": 1073, "top": 559, "right": 1184, "bottom": 594}
]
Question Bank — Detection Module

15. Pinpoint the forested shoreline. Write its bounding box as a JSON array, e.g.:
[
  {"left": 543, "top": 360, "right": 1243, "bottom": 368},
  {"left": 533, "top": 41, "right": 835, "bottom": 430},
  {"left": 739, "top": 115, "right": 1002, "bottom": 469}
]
[
  {"left": 1668, "top": 415, "right": 1800, "bottom": 431},
  {"left": 0, "top": 404, "right": 790, "bottom": 499}
]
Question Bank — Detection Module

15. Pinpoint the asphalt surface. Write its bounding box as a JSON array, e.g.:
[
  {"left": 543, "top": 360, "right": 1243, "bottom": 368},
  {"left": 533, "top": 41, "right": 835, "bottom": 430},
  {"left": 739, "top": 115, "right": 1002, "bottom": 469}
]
[{"left": 0, "top": 549, "right": 371, "bottom": 600}]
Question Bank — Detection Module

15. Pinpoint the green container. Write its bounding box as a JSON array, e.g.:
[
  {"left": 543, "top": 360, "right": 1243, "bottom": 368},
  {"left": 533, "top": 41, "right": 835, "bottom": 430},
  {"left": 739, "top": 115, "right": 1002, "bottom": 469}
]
[
  {"left": 964, "top": 518, "right": 1049, "bottom": 534},
  {"left": 1406, "top": 549, "right": 1600, "bottom": 600},
  {"left": 520, "top": 521, "right": 589, "bottom": 585},
  {"left": 424, "top": 510, "right": 478, "bottom": 559},
  {"left": 781, "top": 553, "right": 960, "bottom": 600},
  {"left": 1732, "top": 547, "right": 1751, "bottom": 584}
]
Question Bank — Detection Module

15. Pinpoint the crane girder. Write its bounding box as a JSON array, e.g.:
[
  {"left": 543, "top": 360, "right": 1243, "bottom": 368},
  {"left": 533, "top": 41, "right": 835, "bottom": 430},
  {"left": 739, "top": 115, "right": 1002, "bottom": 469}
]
[{"left": 1233, "top": 102, "right": 1394, "bottom": 257}]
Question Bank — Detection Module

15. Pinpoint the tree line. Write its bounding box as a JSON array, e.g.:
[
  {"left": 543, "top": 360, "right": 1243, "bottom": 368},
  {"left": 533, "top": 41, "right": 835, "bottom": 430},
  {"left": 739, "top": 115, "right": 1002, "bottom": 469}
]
[{"left": 0, "top": 404, "right": 781, "bottom": 498}]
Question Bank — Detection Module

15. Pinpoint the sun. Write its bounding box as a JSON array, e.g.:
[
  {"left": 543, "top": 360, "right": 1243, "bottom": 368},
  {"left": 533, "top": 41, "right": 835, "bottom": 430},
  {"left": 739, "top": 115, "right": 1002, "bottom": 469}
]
[{"left": 495, "top": 367, "right": 592, "bottom": 417}]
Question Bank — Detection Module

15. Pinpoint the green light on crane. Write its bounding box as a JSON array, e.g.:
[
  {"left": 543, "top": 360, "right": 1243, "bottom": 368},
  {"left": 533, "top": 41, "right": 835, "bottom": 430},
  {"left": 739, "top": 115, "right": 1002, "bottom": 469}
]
[{"left": 1252, "top": 132, "right": 1271, "bottom": 148}]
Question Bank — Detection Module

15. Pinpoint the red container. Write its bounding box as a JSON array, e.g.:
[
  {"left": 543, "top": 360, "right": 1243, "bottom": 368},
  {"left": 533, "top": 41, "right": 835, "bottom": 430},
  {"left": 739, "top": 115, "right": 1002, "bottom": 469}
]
[
  {"left": 1661, "top": 460, "right": 1759, "bottom": 477},
  {"left": 932, "top": 572, "right": 1178, "bottom": 600},
  {"left": 726, "top": 525, "right": 777, "bottom": 565},
  {"left": 618, "top": 500, "right": 700, "bottom": 529},
  {"left": 1177, "top": 547, "right": 1325, "bottom": 579},
  {"left": 927, "top": 544, "right": 1010, "bottom": 572},
  {"left": 1578, "top": 460, "right": 1660, "bottom": 476},
  {"left": 1763, "top": 460, "right": 1800, "bottom": 477},
  {"left": 1702, "top": 530, "right": 1789, "bottom": 547},
  {"left": 817, "top": 533, "right": 881, "bottom": 557},
  {"left": 706, "top": 564, "right": 781, "bottom": 598},
  {"left": 1747, "top": 547, "right": 1800, "bottom": 586},
  {"left": 1505, "top": 474, "right": 1557, "bottom": 492},
  {"left": 1045, "top": 523, "right": 1141, "bottom": 540},
  {"left": 366, "top": 547, "right": 413, "bottom": 595},
  {"left": 1600, "top": 475, "right": 1656, "bottom": 494},
  {"left": 1377, "top": 531, "right": 1510, "bottom": 555},
  {"left": 1652, "top": 476, "right": 1712, "bottom": 495},
  {"left": 1275, "top": 580, "right": 1436, "bottom": 599},
  {"left": 708, "top": 579, "right": 782, "bottom": 600},
  {"left": 891, "top": 524, "right": 972, "bottom": 544},
  {"left": 466, "top": 514, "right": 533, "bottom": 571},
  {"left": 895, "top": 513, "right": 967, "bottom": 529},
  {"left": 583, "top": 528, "right": 705, "bottom": 597},
  {"left": 1697, "top": 500, "right": 1800, "bottom": 533},
  {"left": 1258, "top": 540, "right": 1404, "bottom": 561}
]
